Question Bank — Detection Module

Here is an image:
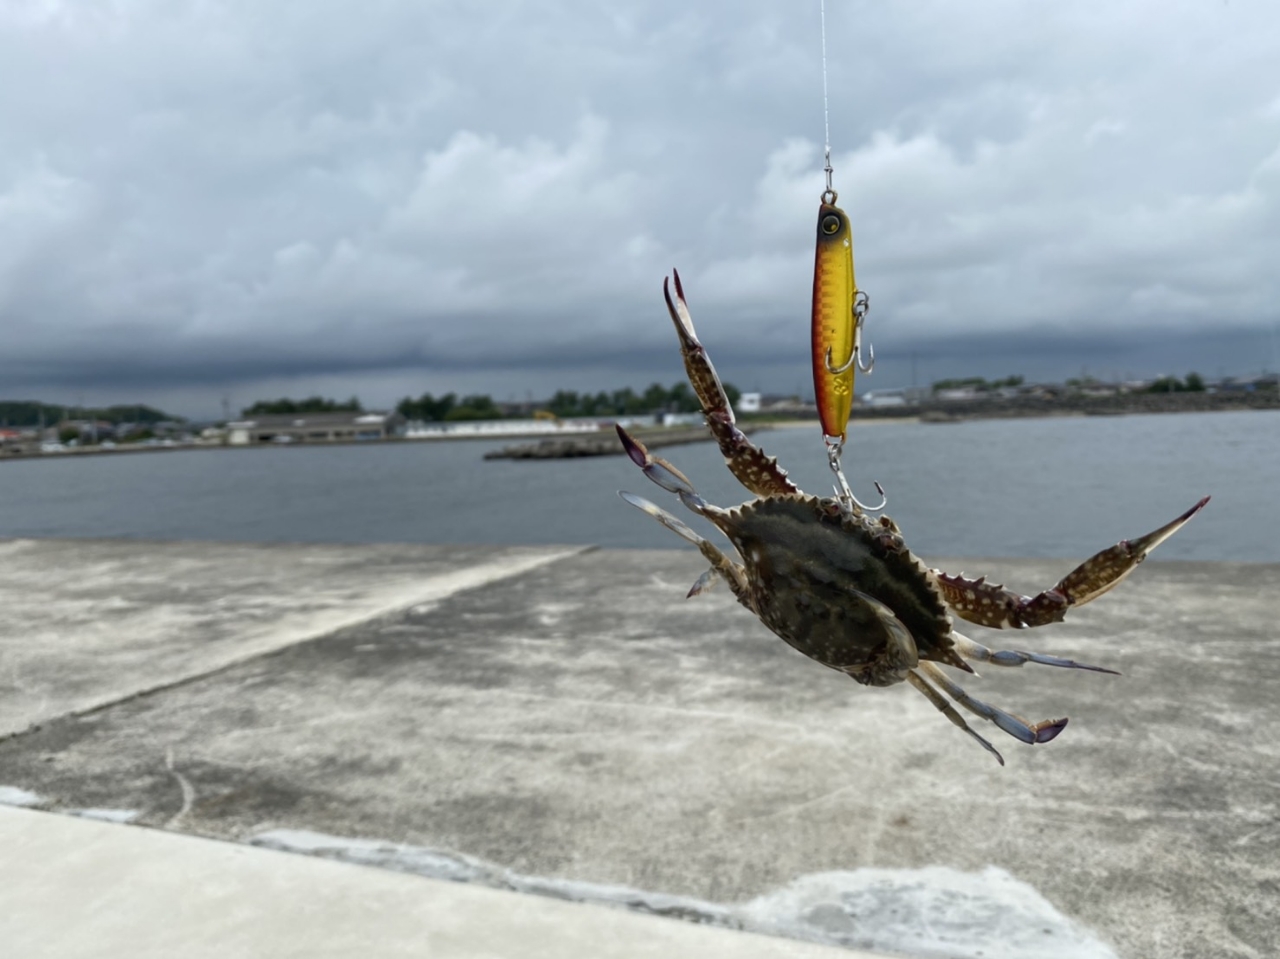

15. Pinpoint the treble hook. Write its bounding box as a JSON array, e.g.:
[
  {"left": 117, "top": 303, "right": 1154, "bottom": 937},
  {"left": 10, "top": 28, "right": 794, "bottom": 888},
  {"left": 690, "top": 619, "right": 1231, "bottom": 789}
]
[
  {"left": 825, "top": 438, "right": 888, "bottom": 513},
  {"left": 853, "top": 290, "right": 874, "bottom": 374},
  {"left": 824, "top": 345, "right": 855, "bottom": 375},
  {"left": 823, "top": 289, "right": 874, "bottom": 375}
]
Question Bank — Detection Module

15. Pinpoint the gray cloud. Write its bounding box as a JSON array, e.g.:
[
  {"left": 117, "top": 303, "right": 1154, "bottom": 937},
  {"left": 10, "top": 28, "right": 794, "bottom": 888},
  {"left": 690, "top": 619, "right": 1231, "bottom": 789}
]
[{"left": 2, "top": 1, "right": 1279, "bottom": 416}]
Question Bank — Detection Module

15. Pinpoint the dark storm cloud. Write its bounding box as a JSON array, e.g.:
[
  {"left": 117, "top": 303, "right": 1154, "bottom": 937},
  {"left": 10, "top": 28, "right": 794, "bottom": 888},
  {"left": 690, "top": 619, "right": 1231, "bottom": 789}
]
[{"left": 2, "top": 0, "right": 1279, "bottom": 413}]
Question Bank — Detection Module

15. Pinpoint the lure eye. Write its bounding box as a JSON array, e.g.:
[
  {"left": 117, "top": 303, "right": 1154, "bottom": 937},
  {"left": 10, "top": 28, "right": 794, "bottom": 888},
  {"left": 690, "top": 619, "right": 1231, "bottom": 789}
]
[{"left": 821, "top": 214, "right": 841, "bottom": 235}]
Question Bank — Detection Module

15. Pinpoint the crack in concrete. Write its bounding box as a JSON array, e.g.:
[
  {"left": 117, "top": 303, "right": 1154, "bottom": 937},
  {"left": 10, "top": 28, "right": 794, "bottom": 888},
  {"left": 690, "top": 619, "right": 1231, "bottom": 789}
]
[{"left": 164, "top": 747, "right": 196, "bottom": 829}]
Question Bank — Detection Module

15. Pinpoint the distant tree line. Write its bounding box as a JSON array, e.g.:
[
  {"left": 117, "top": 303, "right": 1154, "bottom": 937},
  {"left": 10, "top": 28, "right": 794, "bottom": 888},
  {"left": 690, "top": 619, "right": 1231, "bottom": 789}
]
[
  {"left": 396, "top": 382, "right": 741, "bottom": 422},
  {"left": 241, "top": 396, "right": 363, "bottom": 416},
  {"left": 0, "top": 401, "right": 178, "bottom": 427},
  {"left": 931, "top": 376, "right": 1024, "bottom": 392},
  {"left": 395, "top": 393, "right": 502, "bottom": 421},
  {"left": 930, "top": 373, "right": 1210, "bottom": 395},
  {"left": 1146, "top": 373, "right": 1205, "bottom": 393},
  {"left": 543, "top": 382, "right": 740, "bottom": 417}
]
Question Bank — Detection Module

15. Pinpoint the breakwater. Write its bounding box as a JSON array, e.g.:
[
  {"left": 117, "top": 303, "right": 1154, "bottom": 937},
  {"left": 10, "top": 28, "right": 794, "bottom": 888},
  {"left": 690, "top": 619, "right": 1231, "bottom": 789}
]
[
  {"left": 482, "top": 425, "right": 758, "bottom": 460},
  {"left": 847, "top": 388, "right": 1280, "bottom": 422}
]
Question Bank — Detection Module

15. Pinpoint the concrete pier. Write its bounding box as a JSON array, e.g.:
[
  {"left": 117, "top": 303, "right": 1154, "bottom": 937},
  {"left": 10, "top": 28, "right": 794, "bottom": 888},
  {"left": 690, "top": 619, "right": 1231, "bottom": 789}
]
[{"left": 1, "top": 538, "right": 1276, "bottom": 958}]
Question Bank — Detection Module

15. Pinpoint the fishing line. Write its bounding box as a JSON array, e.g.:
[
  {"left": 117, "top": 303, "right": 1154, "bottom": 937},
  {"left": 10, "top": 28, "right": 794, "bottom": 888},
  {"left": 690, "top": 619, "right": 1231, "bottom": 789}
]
[
  {"left": 820, "top": 0, "right": 834, "bottom": 200},
  {"left": 814, "top": 0, "right": 884, "bottom": 513}
]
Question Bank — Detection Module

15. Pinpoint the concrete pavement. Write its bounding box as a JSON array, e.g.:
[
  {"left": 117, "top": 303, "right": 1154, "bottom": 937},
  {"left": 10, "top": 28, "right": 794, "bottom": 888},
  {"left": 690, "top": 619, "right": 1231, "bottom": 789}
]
[
  {"left": 1, "top": 538, "right": 1276, "bottom": 958},
  {"left": 0, "top": 538, "right": 586, "bottom": 739},
  {"left": 0, "top": 804, "right": 862, "bottom": 959}
]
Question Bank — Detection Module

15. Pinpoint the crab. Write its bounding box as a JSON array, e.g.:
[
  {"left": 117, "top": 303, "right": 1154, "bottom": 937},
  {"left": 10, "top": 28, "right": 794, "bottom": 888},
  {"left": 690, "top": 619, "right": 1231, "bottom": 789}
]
[{"left": 617, "top": 271, "right": 1209, "bottom": 764}]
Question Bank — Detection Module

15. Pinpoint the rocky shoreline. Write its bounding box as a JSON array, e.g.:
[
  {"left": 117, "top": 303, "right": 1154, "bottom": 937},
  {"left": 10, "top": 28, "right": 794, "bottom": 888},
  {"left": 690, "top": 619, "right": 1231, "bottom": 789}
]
[
  {"left": 482, "top": 425, "right": 748, "bottom": 460},
  {"left": 482, "top": 390, "right": 1280, "bottom": 459},
  {"left": 850, "top": 388, "right": 1280, "bottom": 422}
]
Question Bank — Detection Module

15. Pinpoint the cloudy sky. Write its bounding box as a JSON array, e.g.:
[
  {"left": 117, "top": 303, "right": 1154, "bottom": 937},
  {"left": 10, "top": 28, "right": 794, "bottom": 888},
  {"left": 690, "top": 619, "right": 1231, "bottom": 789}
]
[{"left": 3, "top": 0, "right": 1279, "bottom": 417}]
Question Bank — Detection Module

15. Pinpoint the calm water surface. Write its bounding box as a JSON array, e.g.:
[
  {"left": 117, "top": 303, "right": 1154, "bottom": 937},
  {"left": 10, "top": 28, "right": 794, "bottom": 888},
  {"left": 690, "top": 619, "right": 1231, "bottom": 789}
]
[{"left": 1, "top": 410, "right": 1276, "bottom": 562}]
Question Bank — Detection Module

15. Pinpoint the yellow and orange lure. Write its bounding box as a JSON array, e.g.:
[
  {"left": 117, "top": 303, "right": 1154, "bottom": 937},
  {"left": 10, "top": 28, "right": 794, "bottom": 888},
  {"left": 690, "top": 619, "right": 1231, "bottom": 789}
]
[{"left": 810, "top": 192, "right": 870, "bottom": 445}]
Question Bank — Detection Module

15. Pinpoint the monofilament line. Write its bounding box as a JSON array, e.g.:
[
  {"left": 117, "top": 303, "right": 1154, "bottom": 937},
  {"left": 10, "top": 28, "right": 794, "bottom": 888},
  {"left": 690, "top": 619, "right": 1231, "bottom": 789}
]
[{"left": 820, "top": 0, "right": 834, "bottom": 197}]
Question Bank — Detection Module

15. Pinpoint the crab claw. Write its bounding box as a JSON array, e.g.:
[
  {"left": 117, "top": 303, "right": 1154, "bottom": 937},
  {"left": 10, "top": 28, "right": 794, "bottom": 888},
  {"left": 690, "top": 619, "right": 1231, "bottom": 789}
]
[
  {"left": 1059, "top": 495, "right": 1210, "bottom": 607},
  {"left": 660, "top": 273, "right": 799, "bottom": 499},
  {"left": 937, "top": 496, "right": 1210, "bottom": 630}
]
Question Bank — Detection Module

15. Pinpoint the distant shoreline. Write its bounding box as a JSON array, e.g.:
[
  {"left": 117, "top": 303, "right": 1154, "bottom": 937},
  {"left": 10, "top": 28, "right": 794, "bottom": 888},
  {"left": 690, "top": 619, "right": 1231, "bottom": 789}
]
[
  {"left": 753, "top": 388, "right": 1280, "bottom": 426},
  {"left": 3, "top": 392, "right": 1276, "bottom": 463},
  {"left": 856, "top": 388, "right": 1280, "bottom": 421}
]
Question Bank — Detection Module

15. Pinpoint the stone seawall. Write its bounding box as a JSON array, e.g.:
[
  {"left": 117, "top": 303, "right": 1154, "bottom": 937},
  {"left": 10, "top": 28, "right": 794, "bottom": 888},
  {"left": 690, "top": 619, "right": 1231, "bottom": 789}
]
[
  {"left": 849, "top": 388, "right": 1280, "bottom": 422},
  {"left": 483, "top": 425, "right": 758, "bottom": 460}
]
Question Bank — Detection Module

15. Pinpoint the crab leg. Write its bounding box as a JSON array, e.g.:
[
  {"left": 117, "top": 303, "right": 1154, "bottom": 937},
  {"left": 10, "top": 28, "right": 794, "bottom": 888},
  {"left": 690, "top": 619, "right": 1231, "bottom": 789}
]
[
  {"left": 905, "top": 670, "right": 1005, "bottom": 765},
  {"left": 616, "top": 424, "right": 710, "bottom": 513},
  {"left": 933, "top": 496, "right": 1210, "bottom": 630},
  {"left": 918, "top": 662, "right": 1068, "bottom": 746},
  {"left": 617, "top": 491, "right": 750, "bottom": 599},
  {"left": 617, "top": 427, "right": 753, "bottom": 600},
  {"left": 663, "top": 271, "right": 799, "bottom": 498},
  {"left": 949, "top": 631, "right": 1119, "bottom": 675}
]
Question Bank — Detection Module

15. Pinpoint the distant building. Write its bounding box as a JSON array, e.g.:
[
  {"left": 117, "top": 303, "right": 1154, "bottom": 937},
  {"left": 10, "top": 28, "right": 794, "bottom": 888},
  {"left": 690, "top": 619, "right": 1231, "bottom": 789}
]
[
  {"left": 58, "top": 419, "right": 116, "bottom": 440},
  {"left": 756, "top": 394, "right": 814, "bottom": 414},
  {"left": 1220, "top": 374, "right": 1279, "bottom": 392},
  {"left": 404, "top": 417, "right": 609, "bottom": 439},
  {"left": 860, "top": 389, "right": 909, "bottom": 408},
  {"left": 1078, "top": 384, "right": 1120, "bottom": 397},
  {"left": 226, "top": 411, "right": 404, "bottom": 445},
  {"left": 934, "top": 388, "right": 980, "bottom": 402},
  {"left": 737, "top": 392, "right": 762, "bottom": 413},
  {"left": 660, "top": 412, "right": 706, "bottom": 427},
  {"left": 1022, "top": 383, "right": 1068, "bottom": 399},
  {"left": 0, "top": 428, "right": 33, "bottom": 455}
]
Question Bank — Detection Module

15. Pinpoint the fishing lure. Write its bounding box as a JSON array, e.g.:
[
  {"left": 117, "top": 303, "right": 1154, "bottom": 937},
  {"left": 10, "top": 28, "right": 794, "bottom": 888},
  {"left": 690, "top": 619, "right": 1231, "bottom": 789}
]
[
  {"left": 810, "top": 194, "right": 869, "bottom": 443},
  {"left": 810, "top": 183, "right": 879, "bottom": 511}
]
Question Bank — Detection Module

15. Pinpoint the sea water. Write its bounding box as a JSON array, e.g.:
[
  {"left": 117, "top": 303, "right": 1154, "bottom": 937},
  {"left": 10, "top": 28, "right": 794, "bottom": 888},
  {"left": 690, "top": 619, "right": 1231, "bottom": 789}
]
[{"left": 2, "top": 410, "right": 1273, "bottom": 561}]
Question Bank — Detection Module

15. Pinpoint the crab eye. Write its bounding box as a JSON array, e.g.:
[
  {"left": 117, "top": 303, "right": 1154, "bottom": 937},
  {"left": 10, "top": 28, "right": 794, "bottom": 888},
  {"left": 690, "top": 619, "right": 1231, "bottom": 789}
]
[{"left": 822, "top": 214, "right": 841, "bottom": 235}]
